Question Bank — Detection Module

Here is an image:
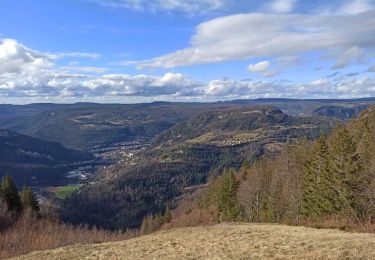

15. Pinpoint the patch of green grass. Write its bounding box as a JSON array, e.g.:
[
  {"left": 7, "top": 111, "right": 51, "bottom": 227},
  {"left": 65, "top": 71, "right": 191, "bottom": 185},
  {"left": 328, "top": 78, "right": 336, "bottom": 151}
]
[
  {"left": 185, "top": 132, "right": 215, "bottom": 144},
  {"left": 186, "top": 131, "right": 260, "bottom": 145},
  {"left": 55, "top": 185, "right": 79, "bottom": 199}
]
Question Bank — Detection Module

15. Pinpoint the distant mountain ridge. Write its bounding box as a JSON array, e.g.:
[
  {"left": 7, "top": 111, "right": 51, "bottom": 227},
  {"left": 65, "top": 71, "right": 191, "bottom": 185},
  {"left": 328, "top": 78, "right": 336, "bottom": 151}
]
[
  {"left": 152, "top": 106, "right": 334, "bottom": 147},
  {"left": 0, "top": 98, "right": 374, "bottom": 151},
  {"left": 0, "top": 103, "right": 211, "bottom": 151}
]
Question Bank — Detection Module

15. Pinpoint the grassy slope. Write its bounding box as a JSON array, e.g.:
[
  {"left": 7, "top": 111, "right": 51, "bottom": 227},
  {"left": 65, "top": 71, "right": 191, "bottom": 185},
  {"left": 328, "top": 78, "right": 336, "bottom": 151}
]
[
  {"left": 14, "top": 223, "right": 375, "bottom": 260},
  {"left": 55, "top": 186, "right": 80, "bottom": 199}
]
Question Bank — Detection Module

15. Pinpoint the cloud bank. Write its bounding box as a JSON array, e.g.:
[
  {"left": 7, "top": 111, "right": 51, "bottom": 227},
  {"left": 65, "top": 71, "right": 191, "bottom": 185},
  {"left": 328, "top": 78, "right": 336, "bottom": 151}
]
[
  {"left": 137, "top": 10, "right": 375, "bottom": 72},
  {"left": 1, "top": 32, "right": 374, "bottom": 103}
]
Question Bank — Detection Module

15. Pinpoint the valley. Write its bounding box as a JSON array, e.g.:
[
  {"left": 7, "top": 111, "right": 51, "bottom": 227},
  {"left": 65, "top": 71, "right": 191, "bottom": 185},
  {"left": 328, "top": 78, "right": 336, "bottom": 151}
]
[
  {"left": 2, "top": 99, "right": 375, "bottom": 258},
  {"left": 60, "top": 105, "right": 337, "bottom": 229},
  {"left": 0, "top": 98, "right": 374, "bottom": 230}
]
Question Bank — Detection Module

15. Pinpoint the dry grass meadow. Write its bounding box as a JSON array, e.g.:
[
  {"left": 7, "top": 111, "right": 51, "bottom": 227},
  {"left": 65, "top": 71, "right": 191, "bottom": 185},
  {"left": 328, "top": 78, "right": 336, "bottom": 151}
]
[{"left": 13, "top": 223, "right": 375, "bottom": 260}]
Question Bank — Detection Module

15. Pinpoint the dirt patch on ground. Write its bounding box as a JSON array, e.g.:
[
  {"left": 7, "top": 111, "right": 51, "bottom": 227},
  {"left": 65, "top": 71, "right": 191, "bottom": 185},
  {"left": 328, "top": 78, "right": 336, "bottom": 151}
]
[{"left": 13, "top": 223, "right": 375, "bottom": 259}]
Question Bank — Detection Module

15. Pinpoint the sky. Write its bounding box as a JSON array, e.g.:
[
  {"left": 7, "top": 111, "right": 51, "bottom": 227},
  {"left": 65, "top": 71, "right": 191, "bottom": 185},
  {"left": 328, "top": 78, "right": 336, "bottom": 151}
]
[{"left": 0, "top": 0, "right": 375, "bottom": 104}]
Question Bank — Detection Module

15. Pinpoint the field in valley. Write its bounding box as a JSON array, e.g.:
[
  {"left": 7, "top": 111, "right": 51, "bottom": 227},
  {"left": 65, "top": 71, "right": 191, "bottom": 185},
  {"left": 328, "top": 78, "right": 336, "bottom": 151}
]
[{"left": 14, "top": 223, "right": 375, "bottom": 260}]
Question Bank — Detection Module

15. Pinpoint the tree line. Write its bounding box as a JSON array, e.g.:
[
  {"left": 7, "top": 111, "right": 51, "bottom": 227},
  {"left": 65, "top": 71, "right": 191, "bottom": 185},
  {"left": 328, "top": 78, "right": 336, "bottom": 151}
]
[
  {"left": 0, "top": 175, "right": 39, "bottom": 218},
  {"left": 187, "top": 107, "right": 375, "bottom": 231},
  {"left": 0, "top": 174, "right": 136, "bottom": 259}
]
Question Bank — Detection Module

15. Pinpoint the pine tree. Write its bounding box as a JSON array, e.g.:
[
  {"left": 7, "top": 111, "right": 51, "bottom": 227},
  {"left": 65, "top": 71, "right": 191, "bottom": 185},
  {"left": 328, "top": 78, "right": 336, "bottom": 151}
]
[
  {"left": 0, "top": 175, "right": 22, "bottom": 213},
  {"left": 353, "top": 116, "right": 375, "bottom": 219},
  {"left": 301, "top": 136, "right": 333, "bottom": 217},
  {"left": 217, "top": 169, "right": 239, "bottom": 222},
  {"left": 329, "top": 128, "right": 362, "bottom": 216},
  {"left": 20, "top": 186, "right": 40, "bottom": 213}
]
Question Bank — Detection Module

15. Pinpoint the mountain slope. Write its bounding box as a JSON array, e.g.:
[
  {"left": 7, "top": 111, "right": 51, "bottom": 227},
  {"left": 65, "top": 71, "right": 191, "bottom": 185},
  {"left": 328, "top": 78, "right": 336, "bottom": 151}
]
[
  {"left": 152, "top": 106, "right": 334, "bottom": 146},
  {"left": 0, "top": 129, "right": 93, "bottom": 187},
  {"left": 312, "top": 104, "right": 370, "bottom": 120},
  {"left": 14, "top": 224, "right": 375, "bottom": 260},
  {"left": 164, "top": 104, "right": 375, "bottom": 233},
  {"left": 0, "top": 129, "right": 92, "bottom": 165},
  {"left": 0, "top": 103, "right": 212, "bottom": 151},
  {"left": 61, "top": 106, "right": 337, "bottom": 230}
]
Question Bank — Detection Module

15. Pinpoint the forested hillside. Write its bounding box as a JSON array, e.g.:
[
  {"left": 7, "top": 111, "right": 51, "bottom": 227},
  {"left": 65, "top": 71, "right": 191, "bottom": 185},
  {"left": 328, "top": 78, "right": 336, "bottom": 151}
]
[
  {"left": 61, "top": 106, "right": 336, "bottom": 230},
  {"left": 311, "top": 104, "right": 370, "bottom": 120},
  {"left": 166, "top": 105, "right": 375, "bottom": 232},
  {"left": 0, "top": 129, "right": 93, "bottom": 187},
  {"left": 152, "top": 106, "right": 333, "bottom": 146},
  {"left": 0, "top": 129, "right": 92, "bottom": 165},
  {"left": 0, "top": 101, "right": 372, "bottom": 231}
]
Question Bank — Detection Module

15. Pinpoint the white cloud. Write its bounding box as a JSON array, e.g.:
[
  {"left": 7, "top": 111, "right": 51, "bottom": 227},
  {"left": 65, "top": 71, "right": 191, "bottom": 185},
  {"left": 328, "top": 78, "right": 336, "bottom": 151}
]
[
  {"left": 94, "top": 0, "right": 225, "bottom": 15},
  {"left": 0, "top": 39, "right": 52, "bottom": 76},
  {"left": 80, "top": 72, "right": 202, "bottom": 97},
  {"left": 1, "top": 38, "right": 375, "bottom": 103},
  {"left": 332, "top": 47, "right": 364, "bottom": 69},
  {"left": 268, "top": 0, "right": 296, "bottom": 13},
  {"left": 137, "top": 10, "right": 375, "bottom": 70},
  {"left": 311, "top": 78, "right": 329, "bottom": 86},
  {"left": 62, "top": 66, "right": 109, "bottom": 73},
  {"left": 0, "top": 39, "right": 101, "bottom": 78},
  {"left": 338, "top": 0, "right": 373, "bottom": 15},
  {"left": 52, "top": 52, "right": 101, "bottom": 59},
  {"left": 2, "top": 65, "right": 375, "bottom": 102},
  {"left": 201, "top": 76, "right": 375, "bottom": 99},
  {"left": 115, "top": 60, "right": 140, "bottom": 66},
  {"left": 247, "top": 56, "right": 303, "bottom": 77},
  {"left": 247, "top": 61, "right": 270, "bottom": 72}
]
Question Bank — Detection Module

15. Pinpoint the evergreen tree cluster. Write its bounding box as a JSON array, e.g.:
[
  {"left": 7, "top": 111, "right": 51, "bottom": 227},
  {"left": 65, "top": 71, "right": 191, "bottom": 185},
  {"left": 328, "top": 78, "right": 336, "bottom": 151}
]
[
  {"left": 195, "top": 107, "right": 375, "bottom": 226},
  {"left": 203, "top": 169, "right": 241, "bottom": 222},
  {"left": 0, "top": 175, "right": 39, "bottom": 215},
  {"left": 300, "top": 128, "right": 362, "bottom": 218}
]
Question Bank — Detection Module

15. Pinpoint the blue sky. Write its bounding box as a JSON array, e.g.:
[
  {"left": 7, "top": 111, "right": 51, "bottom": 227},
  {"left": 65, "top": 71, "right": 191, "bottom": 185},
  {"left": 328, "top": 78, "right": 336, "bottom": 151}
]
[{"left": 0, "top": 0, "right": 375, "bottom": 103}]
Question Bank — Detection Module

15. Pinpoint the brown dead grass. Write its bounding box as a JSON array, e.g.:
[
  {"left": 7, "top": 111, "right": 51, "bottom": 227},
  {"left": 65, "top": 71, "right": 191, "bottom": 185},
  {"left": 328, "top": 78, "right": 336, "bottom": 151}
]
[
  {"left": 0, "top": 212, "right": 134, "bottom": 259},
  {"left": 161, "top": 208, "right": 215, "bottom": 230},
  {"left": 13, "top": 223, "right": 375, "bottom": 260},
  {"left": 297, "top": 215, "right": 375, "bottom": 233}
]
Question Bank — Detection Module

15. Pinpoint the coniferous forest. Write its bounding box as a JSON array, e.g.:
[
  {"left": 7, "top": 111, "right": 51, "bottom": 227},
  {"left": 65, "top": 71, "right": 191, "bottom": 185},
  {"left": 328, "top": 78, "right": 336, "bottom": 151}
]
[{"left": 165, "top": 106, "right": 375, "bottom": 232}]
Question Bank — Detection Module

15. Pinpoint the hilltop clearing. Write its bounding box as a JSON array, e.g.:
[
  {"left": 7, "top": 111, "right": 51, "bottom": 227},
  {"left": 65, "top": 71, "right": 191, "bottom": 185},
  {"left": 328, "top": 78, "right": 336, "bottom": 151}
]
[{"left": 14, "top": 223, "right": 375, "bottom": 260}]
